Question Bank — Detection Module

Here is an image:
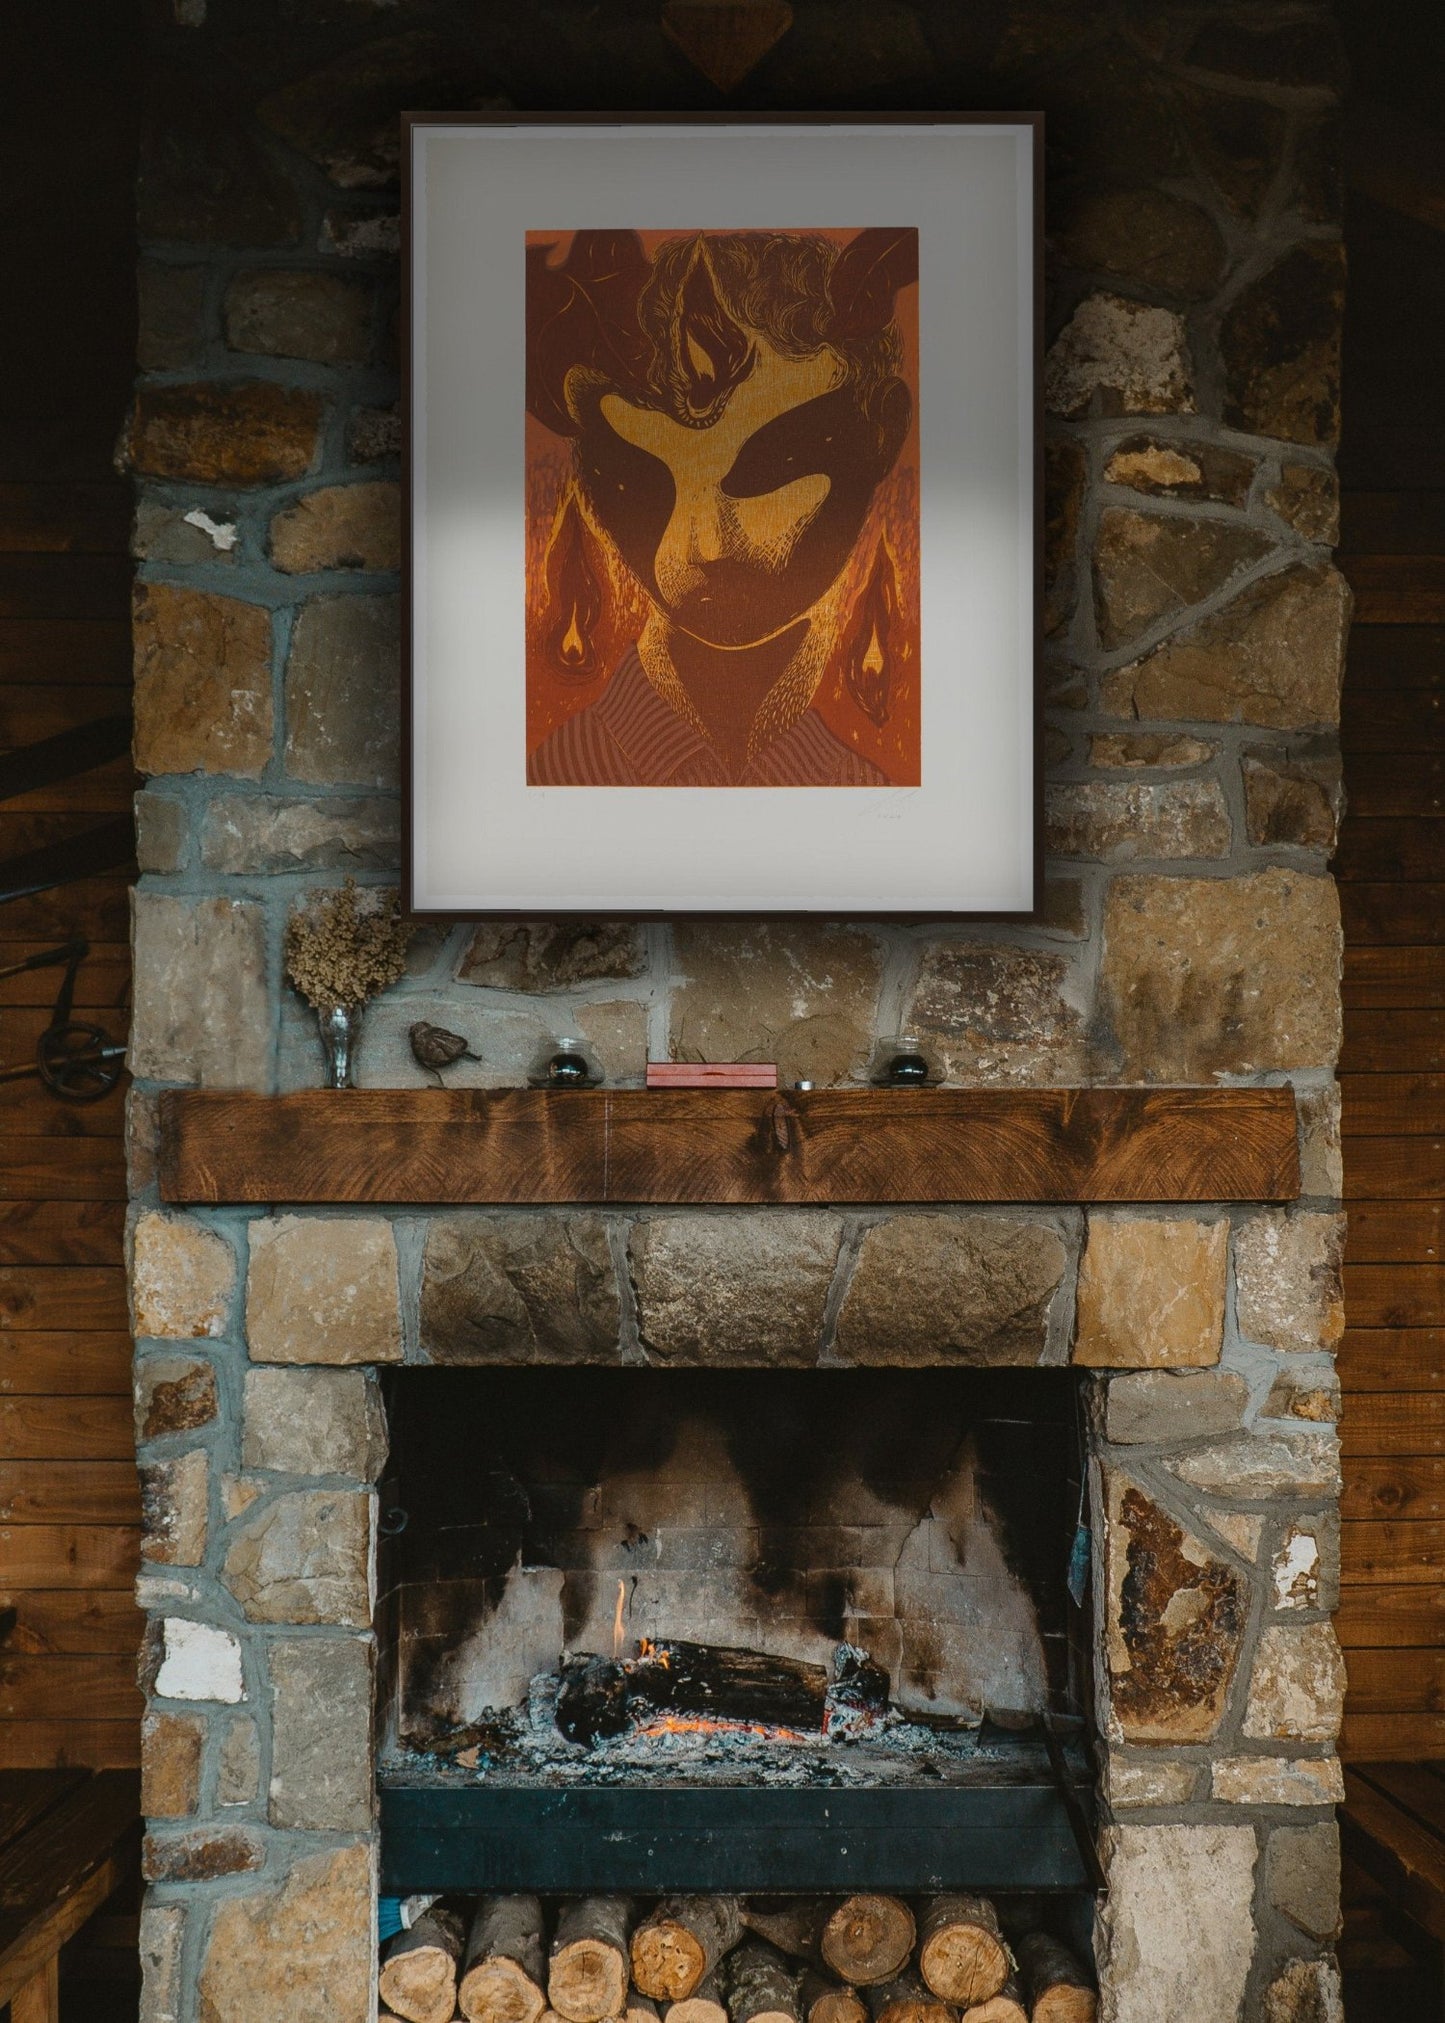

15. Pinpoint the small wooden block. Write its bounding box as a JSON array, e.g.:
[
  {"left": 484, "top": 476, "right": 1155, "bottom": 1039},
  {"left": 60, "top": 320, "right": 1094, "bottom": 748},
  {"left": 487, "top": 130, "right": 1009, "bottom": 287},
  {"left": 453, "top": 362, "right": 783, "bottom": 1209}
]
[{"left": 646, "top": 1063, "right": 779, "bottom": 1088}]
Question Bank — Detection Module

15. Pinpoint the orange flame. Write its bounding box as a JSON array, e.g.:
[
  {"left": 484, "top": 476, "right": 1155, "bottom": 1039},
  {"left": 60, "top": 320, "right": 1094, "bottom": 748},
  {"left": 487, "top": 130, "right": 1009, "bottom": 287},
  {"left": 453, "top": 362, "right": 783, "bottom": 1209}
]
[{"left": 612, "top": 1580, "right": 627, "bottom": 1662}]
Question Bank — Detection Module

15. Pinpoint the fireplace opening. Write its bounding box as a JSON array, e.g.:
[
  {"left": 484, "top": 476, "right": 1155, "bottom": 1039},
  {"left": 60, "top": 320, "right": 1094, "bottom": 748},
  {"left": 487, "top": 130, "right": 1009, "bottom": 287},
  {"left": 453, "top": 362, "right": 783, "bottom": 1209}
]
[{"left": 376, "top": 1369, "right": 1096, "bottom": 1896}]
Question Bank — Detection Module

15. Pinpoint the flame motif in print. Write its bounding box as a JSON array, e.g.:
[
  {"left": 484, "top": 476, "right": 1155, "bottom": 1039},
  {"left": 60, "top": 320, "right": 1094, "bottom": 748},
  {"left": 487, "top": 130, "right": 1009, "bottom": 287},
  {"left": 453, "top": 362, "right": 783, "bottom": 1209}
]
[
  {"left": 839, "top": 539, "right": 907, "bottom": 728},
  {"left": 542, "top": 489, "right": 607, "bottom": 683}
]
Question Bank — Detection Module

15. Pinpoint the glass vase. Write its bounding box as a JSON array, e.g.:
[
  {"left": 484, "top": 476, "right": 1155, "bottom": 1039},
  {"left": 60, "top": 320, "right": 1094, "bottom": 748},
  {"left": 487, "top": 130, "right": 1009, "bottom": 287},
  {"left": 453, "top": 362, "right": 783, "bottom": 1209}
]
[{"left": 317, "top": 1002, "right": 362, "bottom": 1089}]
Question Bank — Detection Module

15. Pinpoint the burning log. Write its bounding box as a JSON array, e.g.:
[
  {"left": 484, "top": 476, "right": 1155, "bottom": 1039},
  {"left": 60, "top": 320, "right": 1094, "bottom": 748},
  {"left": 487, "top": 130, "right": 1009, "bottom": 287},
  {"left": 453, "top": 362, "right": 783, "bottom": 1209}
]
[
  {"left": 667, "top": 1968, "right": 729, "bottom": 2023},
  {"left": 632, "top": 1897, "right": 745, "bottom": 2001},
  {"left": 742, "top": 1901, "right": 831, "bottom": 1971},
  {"left": 865, "top": 1973, "right": 951, "bottom": 2023},
  {"left": 549, "top": 1898, "right": 635, "bottom": 2022},
  {"left": 727, "top": 1940, "right": 802, "bottom": 2023},
  {"left": 557, "top": 1655, "right": 632, "bottom": 1748},
  {"left": 916, "top": 1899, "right": 1010, "bottom": 2007},
  {"left": 635, "top": 1641, "right": 829, "bottom": 1731},
  {"left": 380, "top": 1906, "right": 466, "bottom": 2023},
  {"left": 800, "top": 1971, "right": 868, "bottom": 2023},
  {"left": 821, "top": 1900, "right": 917, "bottom": 1987},
  {"left": 460, "top": 1898, "right": 547, "bottom": 2023},
  {"left": 960, "top": 1978, "right": 1026, "bottom": 2023},
  {"left": 1015, "top": 1936, "right": 1097, "bottom": 2023}
]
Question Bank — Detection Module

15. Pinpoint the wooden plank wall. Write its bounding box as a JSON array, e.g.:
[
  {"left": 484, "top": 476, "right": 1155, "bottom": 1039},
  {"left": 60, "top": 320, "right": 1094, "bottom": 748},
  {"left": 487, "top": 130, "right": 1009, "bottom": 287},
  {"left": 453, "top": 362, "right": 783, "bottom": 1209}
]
[
  {"left": 0, "top": 4, "right": 143, "bottom": 1768},
  {"left": 1337, "top": 179, "right": 1445, "bottom": 1759}
]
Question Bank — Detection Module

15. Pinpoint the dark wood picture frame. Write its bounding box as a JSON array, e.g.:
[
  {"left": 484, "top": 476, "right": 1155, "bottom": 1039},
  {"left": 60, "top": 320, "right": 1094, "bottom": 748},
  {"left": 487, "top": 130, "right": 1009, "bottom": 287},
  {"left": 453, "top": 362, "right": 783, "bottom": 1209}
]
[{"left": 402, "top": 112, "right": 1045, "bottom": 921}]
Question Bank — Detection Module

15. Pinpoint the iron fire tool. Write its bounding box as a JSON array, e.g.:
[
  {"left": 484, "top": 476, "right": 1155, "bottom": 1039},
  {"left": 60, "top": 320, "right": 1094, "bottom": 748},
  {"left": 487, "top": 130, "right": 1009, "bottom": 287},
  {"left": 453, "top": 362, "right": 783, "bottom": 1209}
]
[{"left": 0, "top": 938, "right": 126, "bottom": 1103}]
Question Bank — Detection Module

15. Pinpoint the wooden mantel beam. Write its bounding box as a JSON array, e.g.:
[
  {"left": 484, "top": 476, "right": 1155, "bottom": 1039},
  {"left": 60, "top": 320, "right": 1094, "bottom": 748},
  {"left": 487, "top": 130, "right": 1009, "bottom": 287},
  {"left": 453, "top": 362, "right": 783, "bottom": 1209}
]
[{"left": 156, "top": 1086, "right": 1299, "bottom": 1207}]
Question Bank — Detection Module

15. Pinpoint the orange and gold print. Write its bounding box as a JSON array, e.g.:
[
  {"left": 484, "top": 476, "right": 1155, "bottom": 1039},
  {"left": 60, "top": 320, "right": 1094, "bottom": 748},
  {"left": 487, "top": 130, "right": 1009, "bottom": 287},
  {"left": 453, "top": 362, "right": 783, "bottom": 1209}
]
[{"left": 525, "top": 228, "right": 921, "bottom": 787}]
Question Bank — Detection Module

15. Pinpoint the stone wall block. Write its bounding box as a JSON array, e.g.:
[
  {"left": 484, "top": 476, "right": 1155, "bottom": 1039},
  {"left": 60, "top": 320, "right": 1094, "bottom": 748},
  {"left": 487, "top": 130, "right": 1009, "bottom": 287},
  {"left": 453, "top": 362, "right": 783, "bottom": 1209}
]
[
  {"left": 1103, "top": 1472, "right": 1248, "bottom": 1744},
  {"left": 1045, "top": 779, "right": 1232, "bottom": 861},
  {"left": 1096, "top": 1822, "right": 1257, "bottom": 2023},
  {"left": 1167, "top": 1432, "right": 1341, "bottom": 1501},
  {"left": 141, "top": 1710, "right": 204, "bottom": 1818},
  {"left": 224, "top": 268, "right": 371, "bottom": 362},
  {"left": 135, "top": 791, "right": 190, "bottom": 873},
  {"left": 1100, "top": 871, "right": 1342, "bottom": 1080},
  {"left": 1074, "top": 1216, "right": 1228, "bottom": 1368},
  {"left": 124, "top": 381, "right": 322, "bottom": 486},
  {"left": 1100, "top": 567, "right": 1349, "bottom": 730},
  {"left": 835, "top": 1214, "right": 1069, "bottom": 1366},
  {"left": 133, "top": 581, "right": 273, "bottom": 779},
  {"left": 1043, "top": 294, "right": 1194, "bottom": 418},
  {"left": 458, "top": 920, "right": 647, "bottom": 992},
  {"left": 136, "top": 1355, "right": 220, "bottom": 1444},
  {"left": 154, "top": 1618, "right": 244, "bottom": 1704},
  {"left": 420, "top": 1212, "right": 622, "bottom": 1364},
  {"left": 1267, "top": 1822, "right": 1342, "bottom": 1941},
  {"left": 1242, "top": 751, "right": 1342, "bottom": 851},
  {"left": 242, "top": 1367, "right": 388, "bottom": 1477},
  {"left": 1103, "top": 1369, "right": 1248, "bottom": 1445},
  {"left": 1243, "top": 1622, "right": 1346, "bottom": 1742},
  {"left": 268, "top": 1636, "right": 373, "bottom": 1828},
  {"left": 670, "top": 923, "right": 884, "bottom": 1087},
  {"left": 132, "top": 1211, "right": 235, "bottom": 1340},
  {"left": 284, "top": 592, "right": 400, "bottom": 787},
  {"left": 1093, "top": 510, "right": 1273, "bottom": 653},
  {"left": 1221, "top": 243, "right": 1346, "bottom": 447},
  {"left": 1104, "top": 1755, "right": 1198, "bottom": 1809},
  {"left": 222, "top": 1488, "right": 372, "bottom": 1625},
  {"left": 245, "top": 1214, "right": 402, "bottom": 1364},
  {"left": 198, "top": 1840, "right": 373, "bottom": 2023},
  {"left": 1103, "top": 437, "right": 1254, "bottom": 507},
  {"left": 202, "top": 794, "right": 400, "bottom": 874},
  {"left": 142, "top": 1449, "right": 209, "bottom": 1566},
  {"left": 131, "top": 894, "right": 271, "bottom": 1089},
  {"left": 1234, "top": 1212, "right": 1347, "bottom": 1355},
  {"left": 270, "top": 481, "right": 401, "bottom": 573},
  {"left": 1263, "top": 1959, "right": 1344, "bottom": 2023},
  {"left": 630, "top": 1212, "right": 842, "bottom": 1365},
  {"left": 1266, "top": 465, "right": 1340, "bottom": 546},
  {"left": 139, "top": 88, "right": 303, "bottom": 245},
  {"left": 139, "top": 1899, "right": 185, "bottom": 2023},
  {"left": 144, "top": 1826, "right": 264, "bottom": 1883},
  {"left": 217, "top": 1716, "right": 261, "bottom": 1807},
  {"left": 1272, "top": 1512, "right": 1340, "bottom": 1613},
  {"left": 1057, "top": 187, "right": 1226, "bottom": 300},
  {"left": 137, "top": 261, "right": 208, "bottom": 371},
  {"left": 906, "top": 941, "right": 1092, "bottom": 1083},
  {"left": 1212, "top": 1756, "right": 1344, "bottom": 1806}
]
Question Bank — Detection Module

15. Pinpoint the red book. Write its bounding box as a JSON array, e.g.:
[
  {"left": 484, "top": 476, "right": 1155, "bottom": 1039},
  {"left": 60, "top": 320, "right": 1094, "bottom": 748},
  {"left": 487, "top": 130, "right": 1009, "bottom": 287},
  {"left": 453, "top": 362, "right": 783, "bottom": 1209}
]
[{"left": 646, "top": 1062, "right": 779, "bottom": 1089}]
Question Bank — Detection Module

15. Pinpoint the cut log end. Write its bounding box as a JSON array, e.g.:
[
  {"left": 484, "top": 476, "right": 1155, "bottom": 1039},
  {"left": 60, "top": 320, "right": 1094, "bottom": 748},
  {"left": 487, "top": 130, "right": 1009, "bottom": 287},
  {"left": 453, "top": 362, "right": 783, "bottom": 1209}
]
[
  {"left": 550, "top": 1898, "right": 634, "bottom": 2023},
  {"left": 822, "top": 1900, "right": 917, "bottom": 1988},
  {"left": 633, "top": 1899, "right": 744, "bottom": 2002},
  {"left": 461, "top": 1896, "right": 547, "bottom": 2023},
  {"left": 667, "top": 1968, "right": 729, "bottom": 2023},
  {"left": 866, "top": 1973, "right": 952, "bottom": 2023},
  {"left": 728, "top": 1938, "right": 803, "bottom": 2023},
  {"left": 1016, "top": 1936, "right": 1096, "bottom": 2023},
  {"left": 801, "top": 1973, "right": 868, "bottom": 2023},
  {"left": 380, "top": 1909, "right": 465, "bottom": 2023},
  {"left": 917, "top": 1898, "right": 1009, "bottom": 2008}
]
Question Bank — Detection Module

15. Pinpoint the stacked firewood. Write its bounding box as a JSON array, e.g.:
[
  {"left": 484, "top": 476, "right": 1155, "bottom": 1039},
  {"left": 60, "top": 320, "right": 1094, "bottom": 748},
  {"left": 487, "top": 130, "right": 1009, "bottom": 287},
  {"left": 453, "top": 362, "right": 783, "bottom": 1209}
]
[{"left": 379, "top": 1895, "right": 1097, "bottom": 2023}]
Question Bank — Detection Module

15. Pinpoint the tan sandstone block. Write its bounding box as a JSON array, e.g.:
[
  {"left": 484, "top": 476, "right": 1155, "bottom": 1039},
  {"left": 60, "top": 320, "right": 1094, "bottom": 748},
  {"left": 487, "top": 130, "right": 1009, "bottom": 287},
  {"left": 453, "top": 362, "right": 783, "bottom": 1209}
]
[
  {"left": 125, "top": 381, "right": 322, "bottom": 487},
  {"left": 141, "top": 1710, "right": 204, "bottom": 1819},
  {"left": 198, "top": 1841, "right": 373, "bottom": 2023},
  {"left": 1264, "top": 1960, "right": 1343, "bottom": 2023},
  {"left": 1100, "top": 566, "right": 1349, "bottom": 730},
  {"left": 906, "top": 942, "right": 1092, "bottom": 1084},
  {"left": 1244, "top": 1623, "right": 1346, "bottom": 1743},
  {"left": 1074, "top": 1216, "right": 1227, "bottom": 1368},
  {"left": 140, "top": 1901, "right": 185, "bottom": 2023},
  {"left": 222, "top": 1488, "right": 372, "bottom": 1625},
  {"left": 130, "top": 895, "right": 270, "bottom": 1090},
  {"left": 835, "top": 1214, "right": 1068, "bottom": 1366},
  {"left": 245, "top": 1215, "right": 401, "bottom": 1364},
  {"left": 141, "top": 1449, "right": 209, "bottom": 1567},
  {"left": 270, "top": 482, "right": 400, "bottom": 573},
  {"left": 1096, "top": 1824, "right": 1257, "bottom": 2023},
  {"left": 630, "top": 1212, "right": 841, "bottom": 1365},
  {"left": 284, "top": 592, "right": 400, "bottom": 787},
  {"left": 1212, "top": 1755, "right": 1344, "bottom": 1805},
  {"left": 1100, "top": 870, "right": 1341, "bottom": 1080},
  {"left": 1104, "top": 1755, "right": 1199, "bottom": 1808},
  {"left": 1043, "top": 293, "right": 1194, "bottom": 419},
  {"left": 671, "top": 923, "right": 884, "bottom": 1087},
  {"left": 133, "top": 582, "right": 273, "bottom": 778},
  {"left": 133, "top": 1212, "right": 235, "bottom": 1340},
  {"left": 1093, "top": 509, "right": 1271, "bottom": 652},
  {"left": 1234, "top": 1211, "right": 1346, "bottom": 1355}
]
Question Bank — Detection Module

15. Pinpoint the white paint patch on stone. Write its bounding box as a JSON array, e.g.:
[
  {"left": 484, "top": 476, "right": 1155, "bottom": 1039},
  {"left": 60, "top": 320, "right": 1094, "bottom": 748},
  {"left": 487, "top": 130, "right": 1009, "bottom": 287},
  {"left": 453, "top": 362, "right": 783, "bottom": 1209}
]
[
  {"left": 155, "top": 1617, "right": 244, "bottom": 1703},
  {"left": 182, "top": 506, "right": 239, "bottom": 551},
  {"left": 1044, "top": 293, "right": 1194, "bottom": 419},
  {"left": 1273, "top": 1526, "right": 1322, "bottom": 1610},
  {"left": 1097, "top": 1822, "right": 1257, "bottom": 2023}
]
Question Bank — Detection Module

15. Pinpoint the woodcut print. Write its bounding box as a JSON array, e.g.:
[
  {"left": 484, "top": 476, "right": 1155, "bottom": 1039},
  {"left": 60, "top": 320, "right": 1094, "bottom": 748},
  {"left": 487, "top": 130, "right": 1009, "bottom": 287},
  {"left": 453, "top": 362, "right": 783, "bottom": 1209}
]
[{"left": 525, "top": 228, "right": 921, "bottom": 787}]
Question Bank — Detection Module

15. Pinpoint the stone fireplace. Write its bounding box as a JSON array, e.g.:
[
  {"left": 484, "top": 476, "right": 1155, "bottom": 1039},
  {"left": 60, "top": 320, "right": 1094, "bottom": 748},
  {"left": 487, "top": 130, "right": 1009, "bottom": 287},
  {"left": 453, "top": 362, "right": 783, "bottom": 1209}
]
[{"left": 124, "top": 4, "right": 1350, "bottom": 2020}]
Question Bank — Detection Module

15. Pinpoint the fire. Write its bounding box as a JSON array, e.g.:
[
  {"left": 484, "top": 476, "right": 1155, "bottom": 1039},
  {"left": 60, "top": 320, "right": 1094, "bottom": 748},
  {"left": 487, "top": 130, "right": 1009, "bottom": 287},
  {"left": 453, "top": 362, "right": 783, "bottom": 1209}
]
[
  {"left": 636, "top": 1716, "right": 811, "bottom": 1744},
  {"left": 612, "top": 1580, "right": 626, "bottom": 1661}
]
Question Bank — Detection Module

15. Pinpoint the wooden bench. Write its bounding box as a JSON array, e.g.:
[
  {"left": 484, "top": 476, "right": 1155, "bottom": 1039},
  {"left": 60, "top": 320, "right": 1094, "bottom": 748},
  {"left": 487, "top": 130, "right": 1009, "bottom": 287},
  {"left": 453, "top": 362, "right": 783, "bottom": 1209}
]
[
  {"left": 0, "top": 1770, "right": 139, "bottom": 2023},
  {"left": 1342, "top": 1762, "right": 1445, "bottom": 2010}
]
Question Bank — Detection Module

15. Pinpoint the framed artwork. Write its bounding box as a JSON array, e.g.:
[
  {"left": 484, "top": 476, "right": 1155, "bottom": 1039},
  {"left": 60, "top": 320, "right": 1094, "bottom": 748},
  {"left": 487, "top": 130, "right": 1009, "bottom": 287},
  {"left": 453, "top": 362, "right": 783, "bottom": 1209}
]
[{"left": 405, "top": 115, "right": 1041, "bottom": 916}]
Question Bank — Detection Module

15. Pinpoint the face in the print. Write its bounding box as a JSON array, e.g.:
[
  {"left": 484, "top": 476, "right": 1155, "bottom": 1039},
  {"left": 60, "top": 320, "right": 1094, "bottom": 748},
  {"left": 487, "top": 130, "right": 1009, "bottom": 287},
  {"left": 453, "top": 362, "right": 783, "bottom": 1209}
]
[{"left": 573, "top": 337, "right": 911, "bottom": 650}]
